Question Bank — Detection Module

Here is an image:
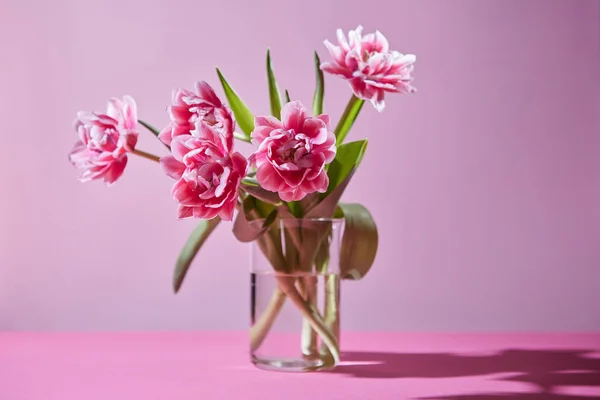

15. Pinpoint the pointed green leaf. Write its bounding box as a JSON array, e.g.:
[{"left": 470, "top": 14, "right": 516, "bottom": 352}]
[
  {"left": 337, "top": 203, "right": 378, "bottom": 280},
  {"left": 298, "top": 192, "right": 320, "bottom": 216},
  {"left": 173, "top": 217, "right": 221, "bottom": 293},
  {"left": 305, "top": 139, "right": 368, "bottom": 218},
  {"left": 285, "top": 90, "right": 291, "bottom": 103},
  {"left": 233, "top": 196, "right": 258, "bottom": 242},
  {"left": 312, "top": 51, "right": 324, "bottom": 116},
  {"left": 305, "top": 170, "right": 354, "bottom": 219},
  {"left": 266, "top": 49, "right": 282, "bottom": 118},
  {"left": 216, "top": 68, "right": 255, "bottom": 137},
  {"left": 326, "top": 139, "right": 368, "bottom": 193},
  {"left": 234, "top": 131, "right": 251, "bottom": 143},
  {"left": 233, "top": 197, "right": 278, "bottom": 242},
  {"left": 334, "top": 95, "right": 365, "bottom": 145}
]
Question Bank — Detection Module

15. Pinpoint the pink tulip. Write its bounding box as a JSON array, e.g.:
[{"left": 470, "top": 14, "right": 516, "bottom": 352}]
[
  {"left": 158, "top": 81, "right": 234, "bottom": 151},
  {"left": 321, "top": 25, "right": 416, "bottom": 112},
  {"left": 68, "top": 96, "right": 138, "bottom": 184},
  {"left": 160, "top": 135, "right": 247, "bottom": 221},
  {"left": 249, "top": 101, "right": 336, "bottom": 202}
]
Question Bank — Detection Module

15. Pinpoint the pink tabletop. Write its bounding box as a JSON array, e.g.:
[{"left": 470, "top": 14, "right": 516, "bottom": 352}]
[{"left": 1, "top": 332, "right": 599, "bottom": 400}]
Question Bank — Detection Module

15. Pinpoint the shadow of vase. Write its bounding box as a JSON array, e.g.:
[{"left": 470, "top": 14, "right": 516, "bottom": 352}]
[{"left": 329, "top": 349, "right": 600, "bottom": 399}]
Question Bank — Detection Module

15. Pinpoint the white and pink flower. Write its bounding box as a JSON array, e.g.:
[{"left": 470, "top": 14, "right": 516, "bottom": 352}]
[
  {"left": 321, "top": 25, "right": 416, "bottom": 112},
  {"left": 160, "top": 135, "right": 247, "bottom": 221},
  {"left": 159, "top": 81, "right": 234, "bottom": 148},
  {"left": 160, "top": 82, "right": 246, "bottom": 221},
  {"left": 249, "top": 101, "right": 336, "bottom": 202},
  {"left": 68, "top": 95, "right": 138, "bottom": 184}
]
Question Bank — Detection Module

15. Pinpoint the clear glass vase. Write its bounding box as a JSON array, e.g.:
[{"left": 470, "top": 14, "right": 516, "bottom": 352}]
[{"left": 250, "top": 218, "right": 343, "bottom": 372}]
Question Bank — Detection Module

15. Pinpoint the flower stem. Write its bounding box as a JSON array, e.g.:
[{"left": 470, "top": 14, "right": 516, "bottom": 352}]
[
  {"left": 276, "top": 275, "right": 340, "bottom": 366},
  {"left": 334, "top": 94, "right": 365, "bottom": 145},
  {"left": 132, "top": 148, "right": 161, "bottom": 163},
  {"left": 298, "top": 276, "right": 318, "bottom": 358},
  {"left": 138, "top": 119, "right": 171, "bottom": 150},
  {"left": 320, "top": 274, "right": 340, "bottom": 360},
  {"left": 250, "top": 287, "right": 287, "bottom": 351},
  {"left": 138, "top": 119, "right": 160, "bottom": 137}
]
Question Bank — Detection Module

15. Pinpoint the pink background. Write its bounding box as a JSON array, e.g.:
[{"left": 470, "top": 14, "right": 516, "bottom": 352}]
[{"left": 0, "top": 0, "right": 598, "bottom": 331}]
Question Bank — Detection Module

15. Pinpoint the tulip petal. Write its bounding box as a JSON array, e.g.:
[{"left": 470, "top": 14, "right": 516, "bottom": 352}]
[
  {"left": 323, "top": 40, "right": 345, "bottom": 66},
  {"left": 218, "top": 201, "right": 236, "bottom": 222},
  {"left": 106, "top": 97, "right": 123, "bottom": 120},
  {"left": 336, "top": 29, "right": 350, "bottom": 52},
  {"left": 302, "top": 118, "right": 328, "bottom": 142},
  {"left": 362, "top": 30, "right": 389, "bottom": 54},
  {"left": 214, "top": 167, "right": 231, "bottom": 198},
  {"left": 177, "top": 205, "right": 194, "bottom": 219},
  {"left": 103, "top": 155, "right": 128, "bottom": 185},
  {"left": 122, "top": 95, "right": 138, "bottom": 130},
  {"left": 171, "top": 135, "right": 194, "bottom": 161},
  {"left": 195, "top": 81, "right": 221, "bottom": 107},
  {"left": 320, "top": 62, "right": 352, "bottom": 78},
  {"left": 307, "top": 169, "right": 329, "bottom": 193},
  {"left": 172, "top": 179, "right": 198, "bottom": 205},
  {"left": 280, "top": 101, "right": 306, "bottom": 131},
  {"left": 256, "top": 162, "right": 284, "bottom": 192},
  {"left": 371, "top": 90, "right": 386, "bottom": 112},
  {"left": 279, "top": 187, "right": 307, "bottom": 202},
  {"left": 231, "top": 151, "right": 249, "bottom": 175},
  {"left": 160, "top": 155, "right": 186, "bottom": 180},
  {"left": 169, "top": 105, "right": 192, "bottom": 122},
  {"left": 158, "top": 123, "right": 174, "bottom": 146}
]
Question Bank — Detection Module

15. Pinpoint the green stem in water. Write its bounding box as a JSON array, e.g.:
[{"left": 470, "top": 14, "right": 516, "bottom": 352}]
[
  {"left": 320, "top": 274, "right": 340, "bottom": 361},
  {"left": 276, "top": 275, "right": 340, "bottom": 366},
  {"left": 334, "top": 94, "right": 365, "bottom": 145},
  {"left": 250, "top": 287, "right": 287, "bottom": 351},
  {"left": 298, "top": 276, "right": 318, "bottom": 358},
  {"left": 132, "top": 148, "right": 161, "bottom": 163}
]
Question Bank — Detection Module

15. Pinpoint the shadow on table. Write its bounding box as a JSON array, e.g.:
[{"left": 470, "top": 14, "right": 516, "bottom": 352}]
[{"left": 332, "top": 349, "right": 600, "bottom": 399}]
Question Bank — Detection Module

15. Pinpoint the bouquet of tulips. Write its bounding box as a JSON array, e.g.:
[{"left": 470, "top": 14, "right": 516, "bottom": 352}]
[{"left": 68, "top": 25, "right": 416, "bottom": 366}]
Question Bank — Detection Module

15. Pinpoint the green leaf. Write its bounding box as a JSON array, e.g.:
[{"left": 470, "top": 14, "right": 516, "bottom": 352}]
[
  {"left": 173, "top": 217, "right": 221, "bottom": 293},
  {"left": 234, "top": 131, "right": 251, "bottom": 143},
  {"left": 297, "top": 193, "right": 320, "bottom": 216},
  {"left": 216, "top": 68, "right": 255, "bottom": 137},
  {"left": 337, "top": 203, "right": 378, "bottom": 280},
  {"left": 252, "top": 200, "right": 288, "bottom": 273},
  {"left": 312, "top": 51, "right": 324, "bottom": 116},
  {"left": 241, "top": 181, "right": 283, "bottom": 206},
  {"left": 305, "top": 139, "right": 368, "bottom": 218},
  {"left": 334, "top": 95, "right": 365, "bottom": 145},
  {"left": 287, "top": 201, "right": 303, "bottom": 218},
  {"left": 266, "top": 49, "right": 282, "bottom": 119},
  {"left": 233, "top": 197, "right": 278, "bottom": 242},
  {"left": 285, "top": 90, "right": 291, "bottom": 103},
  {"left": 314, "top": 228, "right": 332, "bottom": 274},
  {"left": 326, "top": 139, "right": 368, "bottom": 193},
  {"left": 262, "top": 206, "right": 279, "bottom": 228}
]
